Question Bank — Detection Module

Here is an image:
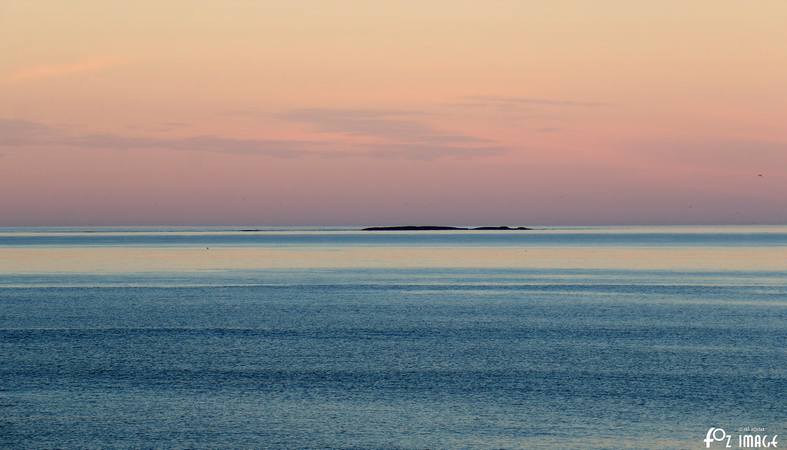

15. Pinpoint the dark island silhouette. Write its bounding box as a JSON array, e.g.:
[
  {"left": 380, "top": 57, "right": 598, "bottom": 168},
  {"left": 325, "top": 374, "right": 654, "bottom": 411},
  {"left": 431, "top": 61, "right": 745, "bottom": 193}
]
[{"left": 362, "top": 225, "right": 533, "bottom": 231}]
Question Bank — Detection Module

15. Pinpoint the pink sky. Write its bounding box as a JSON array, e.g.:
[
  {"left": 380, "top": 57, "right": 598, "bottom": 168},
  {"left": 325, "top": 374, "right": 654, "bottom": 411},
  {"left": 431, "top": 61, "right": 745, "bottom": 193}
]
[{"left": 1, "top": 1, "right": 786, "bottom": 225}]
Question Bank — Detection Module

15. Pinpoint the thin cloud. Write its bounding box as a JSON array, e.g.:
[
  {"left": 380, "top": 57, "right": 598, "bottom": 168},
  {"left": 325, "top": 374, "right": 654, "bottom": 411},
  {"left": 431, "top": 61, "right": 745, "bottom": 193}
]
[
  {"left": 458, "top": 95, "right": 608, "bottom": 108},
  {"left": 359, "top": 143, "right": 506, "bottom": 160},
  {"left": 69, "top": 133, "right": 328, "bottom": 158},
  {"left": 0, "top": 118, "right": 505, "bottom": 160},
  {"left": 281, "top": 107, "right": 493, "bottom": 145},
  {"left": 4, "top": 57, "right": 127, "bottom": 83},
  {"left": 0, "top": 119, "right": 333, "bottom": 158},
  {"left": 280, "top": 107, "right": 504, "bottom": 158},
  {"left": 125, "top": 122, "right": 189, "bottom": 133},
  {"left": 0, "top": 118, "right": 61, "bottom": 144}
]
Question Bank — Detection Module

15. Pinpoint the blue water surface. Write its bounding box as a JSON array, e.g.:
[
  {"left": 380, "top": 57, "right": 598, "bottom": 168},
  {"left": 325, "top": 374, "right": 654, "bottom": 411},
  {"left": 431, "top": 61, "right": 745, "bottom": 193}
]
[{"left": 1, "top": 228, "right": 785, "bottom": 449}]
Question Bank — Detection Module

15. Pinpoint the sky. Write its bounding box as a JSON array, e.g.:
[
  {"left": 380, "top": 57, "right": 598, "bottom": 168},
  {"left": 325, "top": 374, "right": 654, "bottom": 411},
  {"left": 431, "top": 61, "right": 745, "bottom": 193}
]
[{"left": 1, "top": 0, "right": 786, "bottom": 226}]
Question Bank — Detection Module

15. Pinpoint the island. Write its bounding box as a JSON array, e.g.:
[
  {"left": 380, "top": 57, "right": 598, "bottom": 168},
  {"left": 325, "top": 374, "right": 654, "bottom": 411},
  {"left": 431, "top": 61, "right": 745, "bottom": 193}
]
[{"left": 362, "top": 225, "right": 532, "bottom": 231}]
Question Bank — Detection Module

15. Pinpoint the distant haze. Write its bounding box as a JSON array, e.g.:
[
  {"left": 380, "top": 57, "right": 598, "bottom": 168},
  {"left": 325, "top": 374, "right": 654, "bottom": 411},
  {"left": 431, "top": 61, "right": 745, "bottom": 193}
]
[{"left": 1, "top": 1, "right": 786, "bottom": 226}]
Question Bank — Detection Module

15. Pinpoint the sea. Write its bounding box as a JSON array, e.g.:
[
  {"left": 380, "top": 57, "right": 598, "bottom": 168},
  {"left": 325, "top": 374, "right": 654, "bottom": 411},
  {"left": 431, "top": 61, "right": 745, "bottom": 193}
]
[{"left": 1, "top": 226, "right": 785, "bottom": 449}]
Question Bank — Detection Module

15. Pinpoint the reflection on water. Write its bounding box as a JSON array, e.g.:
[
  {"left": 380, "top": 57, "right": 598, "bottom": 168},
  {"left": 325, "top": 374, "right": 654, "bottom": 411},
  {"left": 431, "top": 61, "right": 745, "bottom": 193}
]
[
  {"left": 2, "top": 246, "right": 787, "bottom": 273},
  {"left": 2, "top": 226, "right": 787, "bottom": 274},
  {"left": 2, "top": 225, "right": 787, "bottom": 247},
  {"left": 1, "top": 227, "right": 785, "bottom": 449}
]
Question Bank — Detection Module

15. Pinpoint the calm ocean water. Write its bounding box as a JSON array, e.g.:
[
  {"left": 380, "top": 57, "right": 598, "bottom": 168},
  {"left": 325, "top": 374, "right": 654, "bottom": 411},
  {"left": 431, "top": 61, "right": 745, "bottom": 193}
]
[{"left": 1, "top": 227, "right": 785, "bottom": 449}]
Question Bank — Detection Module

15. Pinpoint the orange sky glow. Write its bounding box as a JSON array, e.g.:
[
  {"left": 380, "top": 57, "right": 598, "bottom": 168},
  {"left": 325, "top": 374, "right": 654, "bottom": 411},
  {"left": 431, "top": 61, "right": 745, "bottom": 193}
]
[{"left": 1, "top": 0, "right": 786, "bottom": 225}]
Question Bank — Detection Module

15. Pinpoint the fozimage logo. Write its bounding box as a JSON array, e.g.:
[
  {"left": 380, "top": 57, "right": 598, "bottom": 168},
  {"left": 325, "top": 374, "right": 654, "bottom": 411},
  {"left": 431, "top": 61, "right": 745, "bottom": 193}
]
[{"left": 704, "top": 427, "right": 778, "bottom": 448}]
